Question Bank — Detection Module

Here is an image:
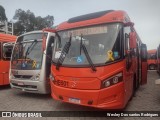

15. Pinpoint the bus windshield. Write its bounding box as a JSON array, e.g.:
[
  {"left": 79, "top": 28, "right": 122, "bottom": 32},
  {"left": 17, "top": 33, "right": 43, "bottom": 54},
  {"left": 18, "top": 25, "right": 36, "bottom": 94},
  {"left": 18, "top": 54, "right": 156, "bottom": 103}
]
[
  {"left": 148, "top": 53, "right": 156, "bottom": 60},
  {"left": 11, "top": 33, "right": 47, "bottom": 70},
  {"left": 52, "top": 23, "right": 122, "bottom": 66},
  {"left": 3, "top": 42, "right": 14, "bottom": 60}
]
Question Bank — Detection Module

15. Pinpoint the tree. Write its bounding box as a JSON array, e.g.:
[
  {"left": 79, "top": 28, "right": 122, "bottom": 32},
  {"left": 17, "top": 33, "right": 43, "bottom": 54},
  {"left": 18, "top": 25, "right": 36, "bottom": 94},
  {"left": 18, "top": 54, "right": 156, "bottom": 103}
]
[
  {"left": 0, "top": 5, "right": 7, "bottom": 21},
  {"left": 13, "top": 9, "right": 54, "bottom": 35}
]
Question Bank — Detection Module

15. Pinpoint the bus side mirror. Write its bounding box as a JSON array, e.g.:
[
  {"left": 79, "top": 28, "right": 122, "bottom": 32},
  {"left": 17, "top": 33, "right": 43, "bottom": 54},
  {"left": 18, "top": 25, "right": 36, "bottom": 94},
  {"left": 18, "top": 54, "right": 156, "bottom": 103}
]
[{"left": 129, "top": 32, "right": 137, "bottom": 49}]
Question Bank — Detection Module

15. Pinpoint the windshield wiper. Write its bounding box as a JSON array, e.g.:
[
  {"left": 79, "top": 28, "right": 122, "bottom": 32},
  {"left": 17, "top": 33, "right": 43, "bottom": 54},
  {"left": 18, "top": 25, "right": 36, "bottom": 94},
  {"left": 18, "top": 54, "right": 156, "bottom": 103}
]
[
  {"left": 24, "top": 39, "right": 37, "bottom": 60},
  {"left": 80, "top": 35, "right": 96, "bottom": 72},
  {"left": 56, "top": 34, "right": 72, "bottom": 70}
]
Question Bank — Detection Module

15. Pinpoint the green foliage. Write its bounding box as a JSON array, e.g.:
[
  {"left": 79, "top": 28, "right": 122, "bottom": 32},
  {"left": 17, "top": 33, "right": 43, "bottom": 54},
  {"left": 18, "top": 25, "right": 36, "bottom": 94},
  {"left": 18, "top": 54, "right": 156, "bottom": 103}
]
[
  {"left": 13, "top": 9, "right": 54, "bottom": 35},
  {"left": 0, "top": 5, "right": 7, "bottom": 21}
]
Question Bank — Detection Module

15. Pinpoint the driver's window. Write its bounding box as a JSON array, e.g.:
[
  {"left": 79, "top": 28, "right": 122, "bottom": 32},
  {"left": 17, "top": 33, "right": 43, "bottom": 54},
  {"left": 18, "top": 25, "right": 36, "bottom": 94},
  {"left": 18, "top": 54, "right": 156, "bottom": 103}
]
[
  {"left": 124, "top": 26, "right": 131, "bottom": 51},
  {"left": 124, "top": 26, "right": 132, "bottom": 70},
  {"left": 3, "top": 42, "right": 14, "bottom": 60},
  {"left": 47, "top": 36, "right": 54, "bottom": 58}
]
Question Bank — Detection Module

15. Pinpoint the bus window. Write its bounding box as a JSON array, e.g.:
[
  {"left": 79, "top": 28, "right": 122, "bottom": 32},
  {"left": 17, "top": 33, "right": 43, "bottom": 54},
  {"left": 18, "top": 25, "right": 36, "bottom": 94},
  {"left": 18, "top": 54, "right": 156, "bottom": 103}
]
[
  {"left": 124, "top": 26, "right": 132, "bottom": 70},
  {"left": 148, "top": 53, "right": 156, "bottom": 59},
  {"left": 47, "top": 36, "right": 54, "bottom": 57},
  {"left": 3, "top": 42, "right": 14, "bottom": 60},
  {"left": 124, "top": 26, "right": 131, "bottom": 51}
]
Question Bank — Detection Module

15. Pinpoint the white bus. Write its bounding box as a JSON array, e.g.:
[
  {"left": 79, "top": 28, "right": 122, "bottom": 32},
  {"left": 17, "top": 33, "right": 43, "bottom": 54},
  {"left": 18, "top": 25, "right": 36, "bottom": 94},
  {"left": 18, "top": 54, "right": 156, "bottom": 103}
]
[{"left": 9, "top": 29, "right": 55, "bottom": 94}]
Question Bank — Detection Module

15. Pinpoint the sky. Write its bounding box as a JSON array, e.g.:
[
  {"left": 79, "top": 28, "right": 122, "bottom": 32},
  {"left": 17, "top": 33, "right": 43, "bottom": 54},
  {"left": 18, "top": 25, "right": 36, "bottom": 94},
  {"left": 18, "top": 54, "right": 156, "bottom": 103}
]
[{"left": 0, "top": 0, "right": 160, "bottom": 50}]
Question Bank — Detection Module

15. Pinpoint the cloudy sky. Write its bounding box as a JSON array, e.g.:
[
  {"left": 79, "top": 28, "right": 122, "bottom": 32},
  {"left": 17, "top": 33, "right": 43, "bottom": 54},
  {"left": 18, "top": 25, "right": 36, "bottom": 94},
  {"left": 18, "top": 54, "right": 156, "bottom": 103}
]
[{"left": 0, "top": 0, "right": 160, "bottom": 50}]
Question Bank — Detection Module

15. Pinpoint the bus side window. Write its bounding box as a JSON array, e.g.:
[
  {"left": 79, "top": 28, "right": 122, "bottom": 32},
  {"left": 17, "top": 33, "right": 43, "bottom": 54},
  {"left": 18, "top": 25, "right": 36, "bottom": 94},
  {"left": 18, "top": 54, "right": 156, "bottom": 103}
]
[
  {"left": 47, "top": 36, "right": 54, "bottom": 58},
  {"left": 3, "top": 42, "right": 13, "bottom": 60},
  {"left": 124, "top": 26, "right": 132, "bottom": 70},
  {"left": 3, "top": 43, "right": 13, "bottom": 60},
  {"left": 124, "top": 26, "right": 132, "bottom": 52}
]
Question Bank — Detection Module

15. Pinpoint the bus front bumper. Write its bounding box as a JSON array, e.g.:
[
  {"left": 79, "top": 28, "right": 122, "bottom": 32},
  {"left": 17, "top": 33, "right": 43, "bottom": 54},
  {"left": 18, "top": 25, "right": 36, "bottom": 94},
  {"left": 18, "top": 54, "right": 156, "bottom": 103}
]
[
  {"left": 10, "top": 79, "right": 50, "bottom": 94},
  {"left": 155, "top": 79, "right": 160, "bottom": 85},
  {"left": 50, "top": 81, "right": 125, "bottom": 109}
]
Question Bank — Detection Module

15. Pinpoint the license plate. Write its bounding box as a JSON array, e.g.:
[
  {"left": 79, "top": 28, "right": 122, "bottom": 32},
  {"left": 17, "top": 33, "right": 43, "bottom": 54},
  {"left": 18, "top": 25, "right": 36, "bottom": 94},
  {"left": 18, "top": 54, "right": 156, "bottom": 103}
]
[
  {"left": 69, "top": 98, "right": 81, "bottom": 104},
  {"left": 17, "top": 82, "right": 24, "bottom": 85}
]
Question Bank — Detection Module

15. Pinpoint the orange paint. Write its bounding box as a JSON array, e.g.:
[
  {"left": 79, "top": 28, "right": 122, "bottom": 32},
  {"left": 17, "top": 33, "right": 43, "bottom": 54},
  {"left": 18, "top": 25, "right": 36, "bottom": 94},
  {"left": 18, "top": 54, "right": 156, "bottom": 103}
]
[{"left": 0, "top": 33, "right": 17, "bottom": 85}]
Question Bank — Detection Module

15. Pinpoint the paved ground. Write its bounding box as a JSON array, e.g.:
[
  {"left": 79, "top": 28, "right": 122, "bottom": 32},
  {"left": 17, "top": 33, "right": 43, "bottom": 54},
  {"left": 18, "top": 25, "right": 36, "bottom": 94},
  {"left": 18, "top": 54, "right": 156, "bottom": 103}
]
[{"left": 0, "top": 70, "right": 160, "bottom": 120}]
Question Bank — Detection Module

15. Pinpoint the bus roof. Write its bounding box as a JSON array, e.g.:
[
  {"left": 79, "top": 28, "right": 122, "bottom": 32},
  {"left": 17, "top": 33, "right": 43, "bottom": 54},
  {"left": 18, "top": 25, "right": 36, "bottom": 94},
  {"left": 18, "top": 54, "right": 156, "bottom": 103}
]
[
  {"left": 148, "top": 49, "right": 156, "bottom": 54},
  {"left": 0, "top": 33, "right": 17, "bottom": 42},
  {"left": 57, "top": 10, "right": 131, "bottom": 31},
  {"left": 18, "top": 29, "right": 56, "bottom": 37}
]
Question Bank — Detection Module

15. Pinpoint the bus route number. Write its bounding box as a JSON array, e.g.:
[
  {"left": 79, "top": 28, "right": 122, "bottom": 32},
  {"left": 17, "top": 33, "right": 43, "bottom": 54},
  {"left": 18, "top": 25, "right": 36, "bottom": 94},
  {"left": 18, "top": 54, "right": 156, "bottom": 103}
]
[{"left": 54, "top": 80, "right": 69, "bottom": 87}]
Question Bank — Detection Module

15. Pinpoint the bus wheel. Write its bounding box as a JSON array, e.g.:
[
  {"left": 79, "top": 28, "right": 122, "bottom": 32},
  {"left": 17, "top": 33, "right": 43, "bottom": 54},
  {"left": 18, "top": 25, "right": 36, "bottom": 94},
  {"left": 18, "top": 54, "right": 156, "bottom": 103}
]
[{"left": 149, "top": 64, "right": 156, "bottom": 70}]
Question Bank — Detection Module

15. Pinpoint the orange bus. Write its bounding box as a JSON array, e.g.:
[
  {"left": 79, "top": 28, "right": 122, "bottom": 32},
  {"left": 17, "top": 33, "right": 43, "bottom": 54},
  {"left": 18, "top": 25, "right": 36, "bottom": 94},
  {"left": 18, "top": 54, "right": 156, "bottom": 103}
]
[
  {"left": 50, "top": 10, "right": 148, "bottom": 109},
  {"left": 0, "top": 33, "right": 16, "bottom": 85},
  {"left": 147, "top": 49, "right": 157, "bottom": 70},
  {"left": 156, "top": 45, "right": 160, "bottom": 74}
]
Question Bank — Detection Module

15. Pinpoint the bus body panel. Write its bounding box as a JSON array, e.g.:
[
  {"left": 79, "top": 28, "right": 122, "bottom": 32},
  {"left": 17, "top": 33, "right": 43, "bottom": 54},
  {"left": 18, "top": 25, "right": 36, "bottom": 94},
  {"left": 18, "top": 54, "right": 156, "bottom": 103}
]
[
  {"left": 52, "top": 62, "right": 124, "bottom": 78},
  {"left": 51, "top": 60, "right": 134, "bottom": 109},
  {"left": 51, "top": 61, "right": 124, "bottom": 90},
  {"left": 51, "top": 81, "right": 125, "bottom": 109},
  {"left": 0, "top": 33, "right": 16, "bottom": 42},
  {"left": 0, "top": 33, "right": 16, "bottom": 85},
  {"left": 0, "top": 61, "right": 10, "bottom": 85},
  {"left": 57, "top": 10, "right": 129, "bottom": 31},
  {"left": 141, "top": 62, "right": 148, "bottom": 85},
  {"left": 10, "top": 79, "right": 50, "bottom": 94}
]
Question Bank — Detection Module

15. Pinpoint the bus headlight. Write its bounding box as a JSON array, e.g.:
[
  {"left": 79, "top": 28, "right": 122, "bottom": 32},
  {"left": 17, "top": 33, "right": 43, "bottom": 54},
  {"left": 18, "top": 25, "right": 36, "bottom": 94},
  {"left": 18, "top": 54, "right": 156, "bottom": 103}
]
[
  {"left": 101, "top": 72, "right": 123, "bottom": 88},
  {"left": 31, "top": 74, "right": 40, "bottom": 81},
  {"left": 10, "top": 73, "right": 15, "bottom": 79},
  {"left": 104, "top": 81, "right": 111, "bottom": 87},
  {"left": 50, "top": 73, "right": 54, "bottom": 81}
]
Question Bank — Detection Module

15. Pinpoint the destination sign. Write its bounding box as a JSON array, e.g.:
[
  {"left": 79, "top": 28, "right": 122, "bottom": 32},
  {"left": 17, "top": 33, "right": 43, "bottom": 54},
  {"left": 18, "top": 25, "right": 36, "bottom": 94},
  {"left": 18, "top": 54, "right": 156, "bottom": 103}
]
[{"left": 61, "top": 25, "right": 108, "bottom": 38}]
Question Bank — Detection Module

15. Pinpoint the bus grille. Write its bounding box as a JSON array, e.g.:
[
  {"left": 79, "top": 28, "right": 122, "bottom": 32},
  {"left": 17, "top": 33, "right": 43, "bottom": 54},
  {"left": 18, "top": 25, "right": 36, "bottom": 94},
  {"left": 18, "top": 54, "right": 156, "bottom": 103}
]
[
  {"left": 12, "top": 83, "right": 37, "bottom": 89},
  {"left": 13, "top": 75, "right": 32, "bottom": 79}
]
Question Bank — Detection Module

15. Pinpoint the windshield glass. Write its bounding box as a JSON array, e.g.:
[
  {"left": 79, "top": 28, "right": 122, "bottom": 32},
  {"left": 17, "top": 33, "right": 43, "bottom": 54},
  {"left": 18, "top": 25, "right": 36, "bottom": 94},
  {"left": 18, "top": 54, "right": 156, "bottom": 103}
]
[
  {"left": 11, "top": 33, "right": 47, "bottom": 70},
  {"left": 148, "top": 53, "right": 156, "bottom": 60},
  {"left": 52, "top": 23, "right": 122, "bottom": 66},
  {"left": 3, "top": 42, "right": 14, "bottom": 60}
]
